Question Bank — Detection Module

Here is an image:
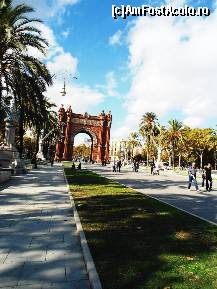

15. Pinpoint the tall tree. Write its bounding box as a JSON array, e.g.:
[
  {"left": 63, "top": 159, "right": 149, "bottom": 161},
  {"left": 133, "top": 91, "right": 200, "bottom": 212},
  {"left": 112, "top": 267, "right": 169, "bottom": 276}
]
[
  {"left": 0, "top": 0, "right": 53, "bottom": 156},
  {"left": 128, "top": 132, "right": 140, "bottom": 160},
  {"left": 166, "top": 119, "right": 183, "bottom": 168},
  {"left": 0, "top": 0, "right": 51, "bottom": 114},
  {"left": 139, "top": 112, "right": 158, "bottom": 165}
]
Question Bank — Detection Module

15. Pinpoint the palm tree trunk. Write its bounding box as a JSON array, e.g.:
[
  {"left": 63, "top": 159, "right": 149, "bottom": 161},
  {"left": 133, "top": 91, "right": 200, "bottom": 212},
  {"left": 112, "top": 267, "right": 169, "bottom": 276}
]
[
  {"left": 36, "top": 128, "right": 41, "bottom": 154},
  {"left": 157, "top": 146, "right": 162, "bottom": 163},
  {"left": 200, "top": 153, "right": 203, "bottom": 169},
  {"left": 169, "top": 154, "right": 172, "bottom": 167},
  {"left": 178, "top": 155, "right": 181, "bottom": 167},
  {"left": 18, "top": 107, "right": 24, "bottom": 158},
  {"left": 172, "top": 148, "right": 175, "bottom": 169}
]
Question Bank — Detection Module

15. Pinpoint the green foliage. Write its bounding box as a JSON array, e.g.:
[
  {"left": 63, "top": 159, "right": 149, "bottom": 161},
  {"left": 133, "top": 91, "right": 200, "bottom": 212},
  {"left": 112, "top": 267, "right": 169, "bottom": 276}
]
[
  {"left": 136, "top": 112, "right": 217, "bottom": 167},
  {"left": 0, "top": 0, "right": 57, "bottom": 156},
  {"left": 73, "top": 144, "right": 91, "bottom": 159}
]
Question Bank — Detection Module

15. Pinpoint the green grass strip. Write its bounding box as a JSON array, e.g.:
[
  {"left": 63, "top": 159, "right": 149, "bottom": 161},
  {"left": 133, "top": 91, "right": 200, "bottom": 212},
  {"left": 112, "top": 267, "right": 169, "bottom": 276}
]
[{"left": 64, "top": 167, "right": 217, "bottom": 289}]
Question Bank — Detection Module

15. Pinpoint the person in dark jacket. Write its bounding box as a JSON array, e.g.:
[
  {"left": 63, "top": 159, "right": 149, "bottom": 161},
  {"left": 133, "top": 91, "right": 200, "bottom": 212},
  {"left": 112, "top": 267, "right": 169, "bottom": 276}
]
[{"left": 204, "top": 163, "right": 212, "bottom": 191}]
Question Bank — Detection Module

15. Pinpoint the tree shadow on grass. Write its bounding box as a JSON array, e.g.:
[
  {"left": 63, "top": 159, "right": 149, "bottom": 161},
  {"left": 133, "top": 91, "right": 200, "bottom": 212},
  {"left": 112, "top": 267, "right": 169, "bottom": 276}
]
[{"left": 68, "top": 170, "right": 217, "bottom": 289}]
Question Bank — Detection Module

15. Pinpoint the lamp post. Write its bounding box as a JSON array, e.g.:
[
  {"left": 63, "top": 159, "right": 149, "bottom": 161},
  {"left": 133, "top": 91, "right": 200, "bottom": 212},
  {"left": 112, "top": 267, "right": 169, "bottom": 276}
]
[{"left": 51, "top": 72, "right": 78, "bottom": 96}]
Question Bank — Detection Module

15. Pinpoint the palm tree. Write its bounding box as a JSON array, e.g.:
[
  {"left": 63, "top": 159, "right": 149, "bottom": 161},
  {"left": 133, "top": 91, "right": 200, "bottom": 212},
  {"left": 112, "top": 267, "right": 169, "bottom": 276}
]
[
  {"left": 167, "top": 119, "right": 183, "bottom": 169},
  {"left": 0, "top": 0, "right": 50, "bottom": 109},
  {"left": 128, "top": 132, "right": 140, "bottom": 160},
  {"left": 0, "top": 0, "right": 53, "bottom": 156},
  {"left": 139, "top": 112, "right": 158, "bottom": 165}
]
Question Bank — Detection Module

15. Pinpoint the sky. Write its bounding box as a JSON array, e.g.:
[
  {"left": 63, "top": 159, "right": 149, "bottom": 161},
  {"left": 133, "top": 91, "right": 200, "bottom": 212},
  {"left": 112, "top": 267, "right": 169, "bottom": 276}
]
[{"left": 15, "top": 0, "right": 217, "bottom": 143}]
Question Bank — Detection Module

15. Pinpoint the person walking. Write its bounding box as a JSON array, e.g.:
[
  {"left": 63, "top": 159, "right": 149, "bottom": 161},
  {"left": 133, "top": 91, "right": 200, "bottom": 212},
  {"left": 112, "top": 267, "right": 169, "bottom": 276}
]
[
  {"left": 71, "top": 162, "right": 75, "bottom": 170},
  {"left": 112, "top": 161, "right": 116, "bottom": 172},
  {"left": 150, "top": 162, "right": 155, "bottom": 175},
  {"left": 204, "top": 163, "right": 212, "bottom": 191},
  {"left": 77, "top": 162, "right": 81, "bottom": 170},
  {"left": 201, "top": 168, "right": 206, "bottom": 188},
  {"left": 154, "top": 162, "right": 160, "bottom": 175},
  {"left": 116, "top": 160, "right": 122, "bottom": 173},
  {"left": 188, "top": 162, "right": 199, "bottom": 192},
  {"left": 50, "top": 156, "right": 54, "bottom": 167}
]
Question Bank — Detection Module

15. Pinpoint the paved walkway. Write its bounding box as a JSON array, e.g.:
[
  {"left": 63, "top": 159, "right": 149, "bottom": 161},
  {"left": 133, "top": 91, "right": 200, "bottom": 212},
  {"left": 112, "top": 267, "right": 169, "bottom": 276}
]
[
  {"left": 0, "top": 164, "right": 90, "bottom": 289},
  {"left": 88, "top": 164, "right": 217, "bottom": 225}
]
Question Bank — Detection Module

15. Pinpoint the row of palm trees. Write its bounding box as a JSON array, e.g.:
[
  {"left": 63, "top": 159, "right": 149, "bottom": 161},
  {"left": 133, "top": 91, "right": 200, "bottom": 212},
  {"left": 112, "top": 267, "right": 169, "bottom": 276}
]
[
  {"left": 0, "top": 0, "right": 57, "bottom": 157},
  {"left": 129, "top": 112, "right": 217, "bottom": 168}
]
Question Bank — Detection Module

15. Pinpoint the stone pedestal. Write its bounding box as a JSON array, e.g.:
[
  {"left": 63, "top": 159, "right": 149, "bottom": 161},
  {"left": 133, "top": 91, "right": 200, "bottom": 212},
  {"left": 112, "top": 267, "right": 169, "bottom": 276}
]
[{"left": 0, "top": 148, "right": 26, "bottom": 174}]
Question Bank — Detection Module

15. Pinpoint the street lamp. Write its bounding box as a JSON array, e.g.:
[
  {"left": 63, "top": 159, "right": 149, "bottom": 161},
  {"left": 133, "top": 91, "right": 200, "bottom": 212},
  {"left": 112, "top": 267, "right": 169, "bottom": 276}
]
[{"left": 51, "top": 72, "right": 78, "bottom": 97}]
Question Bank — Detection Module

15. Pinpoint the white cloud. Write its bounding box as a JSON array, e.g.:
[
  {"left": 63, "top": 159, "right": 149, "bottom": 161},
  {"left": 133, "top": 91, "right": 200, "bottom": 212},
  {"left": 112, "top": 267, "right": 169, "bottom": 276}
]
[
  {"left": 109, "top": 30, "right": 122, "bottom": 46},
  {"left": 46, "top": 80, "right": 104, "bottom": 113},
  {"left": 117, "top": 7, "right": 217, "bottom": 136},
  {"left": 62, "top": 29, "right": 70, "bottom": 38},
  {"left": 105, "top": 72, "right": 119, "bottom": 97},
  {"left": 25, "top": 21, "right": 105, "bottom": 114},
  {"left": 165, "top": 0, "right": 186, "bottom": 7},
  {"left": 47, "top": 53, "right": 78, "bottom": 76},
  {"left": 95, "top": 71, "right": 120, "bottom": 98}
]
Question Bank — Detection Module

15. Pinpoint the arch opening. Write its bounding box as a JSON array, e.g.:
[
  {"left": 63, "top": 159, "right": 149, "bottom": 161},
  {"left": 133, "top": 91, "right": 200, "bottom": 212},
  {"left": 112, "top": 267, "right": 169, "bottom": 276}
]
[{"left": 71, "top": 130, "right": 96, "bottom": 162}]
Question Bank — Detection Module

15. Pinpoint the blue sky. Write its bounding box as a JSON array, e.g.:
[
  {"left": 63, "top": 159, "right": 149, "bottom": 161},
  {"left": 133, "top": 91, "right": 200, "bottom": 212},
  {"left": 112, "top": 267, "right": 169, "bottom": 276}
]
[{"left": 16, "top": 0, "right": 217, "bottom": 142}]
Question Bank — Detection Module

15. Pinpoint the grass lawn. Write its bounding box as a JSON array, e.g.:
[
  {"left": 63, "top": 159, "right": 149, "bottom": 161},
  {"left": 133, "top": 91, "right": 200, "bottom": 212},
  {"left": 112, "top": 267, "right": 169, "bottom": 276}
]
[{"left": 64, "top": 165, "right": 217, "bottom": 289}]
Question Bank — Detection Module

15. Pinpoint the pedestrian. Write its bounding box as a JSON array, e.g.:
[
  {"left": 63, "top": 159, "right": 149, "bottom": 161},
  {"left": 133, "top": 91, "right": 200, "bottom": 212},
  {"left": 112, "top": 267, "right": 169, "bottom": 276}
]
[
  {"left": 150, "top": 162, "right": 155, "bottom": 175},
  {"left": 116, "top": 160, "right": 122, "bottom": 172},
  {"left": 154, "top": 162, "right": 160, "bottom": 175},
  {"left": 188, "top": 162, "right": 200, "bottom": 192},
  {"left": 204, "top": 163, "right": 212, "bottom": 191},
  {"left": 201, "top": 168, "right": 206, "bottom": 188},
  {"left": 136, "top": 161, "right": 139, "bottom": 172},
  {"left": 133, "top": 160, "right": 138, "bottom": 172},
  {"left": 77, "top": 162, "right": 81, "bottom": 170},
  {"left": 132, "top": 160, "right": 136, "bottom": 172},
  {"left": 50, "top": 156, "right": 54, "bottom": 166},
  {"left": 71, "top": 162, "right": 75, "bottom": 170},
  {"left": 112, "top": 161, "right": 116, "bottom": 172}
]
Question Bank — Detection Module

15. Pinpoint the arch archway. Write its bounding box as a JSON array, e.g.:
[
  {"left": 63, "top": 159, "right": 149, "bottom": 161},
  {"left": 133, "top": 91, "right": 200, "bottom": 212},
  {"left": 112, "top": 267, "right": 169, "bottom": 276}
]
[
  {"left": 72, "top": 130, "right": 96, "bottom": 162},
  {"left": 55, "top": 106, "right": 112, "bottom": 163}
]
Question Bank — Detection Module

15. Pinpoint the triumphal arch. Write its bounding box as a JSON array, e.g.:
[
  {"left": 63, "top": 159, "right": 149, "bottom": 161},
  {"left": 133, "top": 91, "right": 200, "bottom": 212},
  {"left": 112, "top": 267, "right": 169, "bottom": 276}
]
[{"left": 55, "top": 105, "right": 112, "bottom": 163}]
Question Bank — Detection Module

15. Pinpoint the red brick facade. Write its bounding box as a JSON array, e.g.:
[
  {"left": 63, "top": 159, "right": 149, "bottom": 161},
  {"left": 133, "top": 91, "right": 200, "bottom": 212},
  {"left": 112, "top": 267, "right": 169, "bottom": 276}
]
[{"left": 55, "top": 105, "right": 112, "bottom": 163}]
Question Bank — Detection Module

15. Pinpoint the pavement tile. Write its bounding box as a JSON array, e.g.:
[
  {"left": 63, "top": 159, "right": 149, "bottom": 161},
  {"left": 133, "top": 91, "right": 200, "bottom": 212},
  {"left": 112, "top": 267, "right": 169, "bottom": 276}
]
[
  {"left": 18, "top": 261, "right": 66, "bottom": 286},
  {"left": 0, "top": 165, "right": 91, "bottom": 289},
  {"left": 0, "top": 262, "right": 24, "bottom": 288}
]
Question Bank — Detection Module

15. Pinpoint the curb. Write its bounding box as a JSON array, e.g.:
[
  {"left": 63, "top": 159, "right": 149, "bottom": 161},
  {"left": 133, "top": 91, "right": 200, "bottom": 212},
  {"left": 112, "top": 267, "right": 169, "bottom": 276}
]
[
  {"left": 144, "top": 193, "right": 217, "bottom": 227},
  {"left": 63, "top": 168, "right": 103, "bottom": 289},
  {"left": 91, "top": 169, "right": 217, "bottom": 227}
]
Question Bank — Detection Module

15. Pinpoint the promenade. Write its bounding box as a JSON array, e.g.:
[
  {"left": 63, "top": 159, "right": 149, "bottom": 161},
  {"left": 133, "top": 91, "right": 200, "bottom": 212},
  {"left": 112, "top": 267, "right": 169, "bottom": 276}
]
[
  {"left": 0, "top": 164, "right": 90, "bottom": 289},
  {"left": 89, "top": 164, "right": 217, "bottom": 225}
]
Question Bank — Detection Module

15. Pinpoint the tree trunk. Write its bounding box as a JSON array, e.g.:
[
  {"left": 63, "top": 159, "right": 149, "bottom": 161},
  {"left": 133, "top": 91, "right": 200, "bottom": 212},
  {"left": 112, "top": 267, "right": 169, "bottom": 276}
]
[
  {"left": 169, "top": 155, "right": 172, "bottom": 167},
  {"left": 157, "top": 146, "right": 162, "bottom": 163},
  {"left": 200, "top": 153, "right": 203, "bottom": 169},
  {"left": 172, "top": 148, "right": 175, "bottom": 169},
  {"left": 36, "top": 128, "right": 41, "bottom": 154},
  {"left": 178, "top": 155, "right": 181, "bottom": 168},
  {"left": 18, "top": 107, "right": 24, "bottom": 158},
  {"left": 146, "top": 150, "right": 149, "bottom": 166}
]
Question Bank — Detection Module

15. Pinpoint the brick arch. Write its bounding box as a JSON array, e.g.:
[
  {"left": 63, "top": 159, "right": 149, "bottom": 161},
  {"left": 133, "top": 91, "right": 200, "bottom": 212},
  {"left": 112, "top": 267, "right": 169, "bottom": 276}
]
[{"left": 55, "top": 105, "right": 112, "bottom": 163}]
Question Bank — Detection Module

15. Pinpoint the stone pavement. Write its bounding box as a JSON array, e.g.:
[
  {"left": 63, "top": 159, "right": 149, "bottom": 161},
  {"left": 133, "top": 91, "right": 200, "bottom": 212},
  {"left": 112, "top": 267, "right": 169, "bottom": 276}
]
[
  {"left": 88, "top": 164, "right": 217, "bottom": 225},
  {"left": 0, "top": 164, "right": 90, "bottom": 289}
]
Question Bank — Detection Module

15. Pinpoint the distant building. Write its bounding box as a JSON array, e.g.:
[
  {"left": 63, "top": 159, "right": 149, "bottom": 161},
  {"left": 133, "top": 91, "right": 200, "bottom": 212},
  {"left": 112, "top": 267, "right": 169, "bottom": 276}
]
[{"left": 109, "top": 138, "right": 143, "bottom": 162}]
